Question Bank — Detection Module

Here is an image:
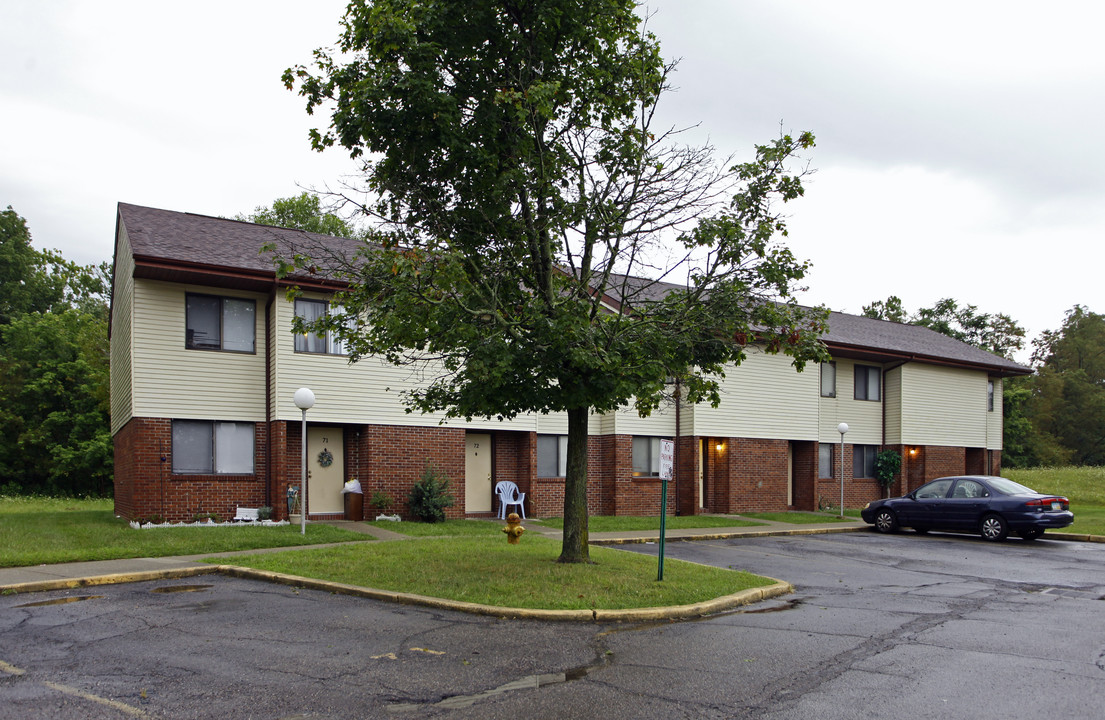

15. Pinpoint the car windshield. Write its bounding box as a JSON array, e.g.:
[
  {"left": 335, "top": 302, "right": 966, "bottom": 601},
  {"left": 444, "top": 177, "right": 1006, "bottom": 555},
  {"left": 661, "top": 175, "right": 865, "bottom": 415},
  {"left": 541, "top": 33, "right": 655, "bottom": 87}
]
[{"left": 985, "top": 477, "right": 1036, "bottom": 495}]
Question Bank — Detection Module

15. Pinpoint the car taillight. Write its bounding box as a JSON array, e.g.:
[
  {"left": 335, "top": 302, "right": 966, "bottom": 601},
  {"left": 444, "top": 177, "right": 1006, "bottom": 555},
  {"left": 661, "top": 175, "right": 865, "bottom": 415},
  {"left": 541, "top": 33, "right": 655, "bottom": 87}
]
[{"left": 1026, "top": 497, "right": 1068, "bottom": 510}]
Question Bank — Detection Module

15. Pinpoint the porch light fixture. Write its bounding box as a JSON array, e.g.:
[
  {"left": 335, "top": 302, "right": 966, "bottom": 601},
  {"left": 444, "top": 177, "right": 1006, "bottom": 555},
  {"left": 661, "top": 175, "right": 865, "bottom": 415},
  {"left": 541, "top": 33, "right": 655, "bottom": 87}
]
[
  {"left": 715, "top": 441, "right": 724, "bottom": 452},
  {"left": 837, "top": 423, "right": 849, "bottom": 519},
  {"left": 294, "top": 387, "right": 316, "bottom": 535}
]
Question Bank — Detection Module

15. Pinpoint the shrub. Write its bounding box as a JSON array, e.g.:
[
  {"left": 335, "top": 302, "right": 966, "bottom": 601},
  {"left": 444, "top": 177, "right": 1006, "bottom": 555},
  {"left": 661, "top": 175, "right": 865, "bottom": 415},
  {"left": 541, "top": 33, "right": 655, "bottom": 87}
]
[
  {"left": 370, "top": 491, "right": 394, "bottom": 514},
  {"left": 407, "top": 464, "right": 454, "bottom": 523},
  {"left": 875, "top": 450, "right": 902, "bottom": 494},
  {"left": 257, "top": 506, "right": 273, "bottom": 521}
]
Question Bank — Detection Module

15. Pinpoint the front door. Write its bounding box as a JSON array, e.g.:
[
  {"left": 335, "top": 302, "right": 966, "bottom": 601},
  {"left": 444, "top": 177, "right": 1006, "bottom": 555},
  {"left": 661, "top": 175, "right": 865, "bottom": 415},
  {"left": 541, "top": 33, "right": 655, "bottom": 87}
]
[
  {"left": 307, "top": 426, "right": 344, "bottom": 515},
  {"left": 698, "top": 439, "right": 707, "bottom": 509},
  {"left": 465, "top": 433, "right": 493, "bottom": 513}
]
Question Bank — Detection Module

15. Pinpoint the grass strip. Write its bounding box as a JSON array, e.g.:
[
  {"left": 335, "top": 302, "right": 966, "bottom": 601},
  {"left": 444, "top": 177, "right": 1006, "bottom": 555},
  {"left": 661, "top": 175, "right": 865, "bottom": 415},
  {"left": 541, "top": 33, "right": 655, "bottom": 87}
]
[
  {"left": 0, "top": 496, "right": 366, "bottom": 568},
  {"left": 739, "top": 512, "right": 851, "bottom": 524},
  {"left": 213, "top": 535, "right": 775, "bottom": 610},
  {"left": 363, "top": 519, "right": 503, "bottom": 536},
  {"left": 531, "top": 515, "right": 765, "bottom": 532}
]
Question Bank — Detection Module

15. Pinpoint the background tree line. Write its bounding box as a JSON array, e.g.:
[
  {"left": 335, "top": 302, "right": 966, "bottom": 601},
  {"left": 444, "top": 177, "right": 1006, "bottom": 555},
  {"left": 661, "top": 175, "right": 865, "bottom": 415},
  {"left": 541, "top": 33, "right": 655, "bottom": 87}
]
[
  {"left": 864, "top": 296, "right": 1105, "bottom": 468},
  {"left": 1, "top": 206, "right": 112, "bottom": 496}
]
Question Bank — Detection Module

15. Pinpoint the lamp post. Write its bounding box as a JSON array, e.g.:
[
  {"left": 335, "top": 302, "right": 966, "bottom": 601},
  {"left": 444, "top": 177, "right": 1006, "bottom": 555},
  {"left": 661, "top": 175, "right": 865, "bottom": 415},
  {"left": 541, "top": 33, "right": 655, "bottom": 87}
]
[
  {"left": 837, "top": 422, "right": 849, "bottom": 518},
  {"left": 293, "top": 388, "right": 315, "bottom": 536}
]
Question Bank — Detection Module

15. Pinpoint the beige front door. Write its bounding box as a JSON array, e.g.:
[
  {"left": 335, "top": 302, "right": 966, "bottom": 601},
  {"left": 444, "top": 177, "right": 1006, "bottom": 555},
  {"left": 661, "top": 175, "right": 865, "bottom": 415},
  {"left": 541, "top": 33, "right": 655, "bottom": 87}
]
[
  {"left": 307, "top": 426, "right": 344, "bottom": 515},
  {"left": 465, "top": 433, "right": 492, "bottom": 513}
]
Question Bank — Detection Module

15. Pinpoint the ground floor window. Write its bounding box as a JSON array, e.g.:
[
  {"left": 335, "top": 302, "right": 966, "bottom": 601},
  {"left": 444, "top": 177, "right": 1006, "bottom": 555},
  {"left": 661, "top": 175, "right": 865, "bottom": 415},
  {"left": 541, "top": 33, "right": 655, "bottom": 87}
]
[
  {"left": 853, "top": 444, "right": 877, "bottom": 479},
  {"left": 633, "top": 436, "right": 670, "bottom": 477},
  {"left": 818, "top": 443, "right": 834, "bottom": 478},
  {"left": 172, "top": 420, "right": 254, "bottom": 475},
  {"left": 536, "top": 434, "right": 568, "bottom": 477}
]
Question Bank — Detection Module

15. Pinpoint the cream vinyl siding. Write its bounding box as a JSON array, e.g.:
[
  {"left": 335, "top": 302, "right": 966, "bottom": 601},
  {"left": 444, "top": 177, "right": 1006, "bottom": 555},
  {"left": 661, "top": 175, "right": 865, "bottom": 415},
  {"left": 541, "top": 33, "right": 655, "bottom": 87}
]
[
  {"left": 534, "top": 411, "right": 606, "bottom": 436},
  {"left": 271, "top": 294, "right": 536, "bottom": 430},
  {"left": 691, "top": 350, "right": 819, "bottom": 440},
  {"left": 109, "top": 227, "right": 135, "bottom": 434},
  {"left": 131, "top": 280, "right": 267, "bottom": 421},
  {"left": 900, "top": 364, "right": 988, "bottom": 447},
  {"left": 818, "top": 358, "right": 883, "bottom": 445},
  {"left": 986, "top": 377, "right": 1003, "bottom": 450},
  {"left": 610, "top": 400, "right": 677, "bottom": 437}
]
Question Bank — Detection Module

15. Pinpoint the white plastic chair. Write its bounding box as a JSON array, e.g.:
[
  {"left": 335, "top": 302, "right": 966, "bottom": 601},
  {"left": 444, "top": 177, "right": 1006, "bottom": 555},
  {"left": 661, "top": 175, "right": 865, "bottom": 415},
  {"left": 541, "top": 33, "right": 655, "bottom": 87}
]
[{"left": 495, "top": 481, "right": 526, "bottom": 520}]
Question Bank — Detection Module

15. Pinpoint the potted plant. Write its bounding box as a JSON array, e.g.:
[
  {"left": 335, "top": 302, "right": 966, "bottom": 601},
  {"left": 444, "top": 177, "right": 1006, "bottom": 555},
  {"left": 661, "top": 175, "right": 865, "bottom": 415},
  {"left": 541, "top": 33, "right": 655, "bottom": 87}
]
[{"left": 287, "top": 487, "right": 301, "bottom": 525}]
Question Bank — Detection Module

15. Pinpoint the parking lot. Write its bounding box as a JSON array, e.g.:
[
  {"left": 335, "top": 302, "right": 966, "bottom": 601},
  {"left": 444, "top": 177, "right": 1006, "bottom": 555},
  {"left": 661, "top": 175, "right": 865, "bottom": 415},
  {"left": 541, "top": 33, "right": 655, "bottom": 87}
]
[{"left": 2, "top": 531, "right": 1103, "bottom": 719}]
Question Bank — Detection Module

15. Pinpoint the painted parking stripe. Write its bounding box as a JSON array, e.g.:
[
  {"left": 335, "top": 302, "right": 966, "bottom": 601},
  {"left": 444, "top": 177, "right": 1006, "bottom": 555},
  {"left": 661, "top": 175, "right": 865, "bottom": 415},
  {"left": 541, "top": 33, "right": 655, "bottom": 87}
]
[
  {"left": 41, "top": 681, "right": 147, "bottom": 717},
  {"left": 0, "top": 659, "right": 26, "bottom": 676}
]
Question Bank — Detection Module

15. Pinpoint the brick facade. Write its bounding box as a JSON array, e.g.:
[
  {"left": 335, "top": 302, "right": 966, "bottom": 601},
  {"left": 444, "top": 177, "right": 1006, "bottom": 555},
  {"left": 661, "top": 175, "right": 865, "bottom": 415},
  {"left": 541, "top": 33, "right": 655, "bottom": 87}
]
[
  {"left": 113, "top": 417, "right": 269, "bottom": 523},
  {"left": 114, "top": 417, "right": 1005, "bottom": 522}
]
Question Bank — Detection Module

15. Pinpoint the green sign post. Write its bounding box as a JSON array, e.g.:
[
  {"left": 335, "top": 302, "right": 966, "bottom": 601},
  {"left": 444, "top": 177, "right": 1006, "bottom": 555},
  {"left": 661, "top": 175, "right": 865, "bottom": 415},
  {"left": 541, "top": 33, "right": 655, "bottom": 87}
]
[{"left": 657, "top": 439, "right": 675, "bottom": 581}]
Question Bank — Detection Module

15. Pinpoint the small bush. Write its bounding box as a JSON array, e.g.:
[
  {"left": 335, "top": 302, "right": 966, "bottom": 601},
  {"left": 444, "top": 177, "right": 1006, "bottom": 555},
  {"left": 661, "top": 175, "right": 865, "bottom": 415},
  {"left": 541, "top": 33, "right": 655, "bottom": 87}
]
[
  {"left": 875, "top": 450, "right": 902, "bottom": 493},
  {"left": 257, "top": 506, "right": 273, "bottom": 521},
  {"left": 370, "top": 491, "right": 394, "bottom": 514},
  {"left": 407, "top": 464, "right": 454, "bottom": 523}
]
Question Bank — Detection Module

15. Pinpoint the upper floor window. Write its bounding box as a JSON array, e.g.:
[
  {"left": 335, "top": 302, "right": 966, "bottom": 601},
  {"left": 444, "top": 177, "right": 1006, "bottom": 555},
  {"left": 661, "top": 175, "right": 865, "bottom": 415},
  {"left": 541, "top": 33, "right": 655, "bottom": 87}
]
[
  {"left": 185, "top": 294, "right": 255, "bottom": 352},
  {"left": 294, "top": 299, "right": 351, "bottom": 355},
  {"left": 987, "top": 380, "right": 995, "bottom": 412},
  {"left": 632, "top": 436, "right": 670, "bottom": 477},
  {"left": 172, "top": 420, "right": 255, "bottom": 475},
  {"left": 854, "top": 365, "right": 881, "bottom": 402},
  {"left": 537, "top": 434, "right": 568, "bottom": 477},
  {"left": 820, "top": 362, "right": 836, "bottom": 398}
]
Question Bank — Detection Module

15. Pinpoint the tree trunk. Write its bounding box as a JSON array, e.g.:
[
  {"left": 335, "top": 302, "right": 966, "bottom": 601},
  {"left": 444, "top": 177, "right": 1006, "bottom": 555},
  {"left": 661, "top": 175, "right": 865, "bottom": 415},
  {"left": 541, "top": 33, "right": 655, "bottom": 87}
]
[{"left": 557, "top": 405, "right": 591, "bottom": 563}]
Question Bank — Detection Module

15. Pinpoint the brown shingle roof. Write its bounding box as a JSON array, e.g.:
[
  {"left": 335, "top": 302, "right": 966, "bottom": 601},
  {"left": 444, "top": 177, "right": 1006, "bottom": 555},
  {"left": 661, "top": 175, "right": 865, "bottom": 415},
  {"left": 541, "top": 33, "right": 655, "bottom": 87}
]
[{"left": 116, "top": 202, "right": 1030, "bottom": 376}]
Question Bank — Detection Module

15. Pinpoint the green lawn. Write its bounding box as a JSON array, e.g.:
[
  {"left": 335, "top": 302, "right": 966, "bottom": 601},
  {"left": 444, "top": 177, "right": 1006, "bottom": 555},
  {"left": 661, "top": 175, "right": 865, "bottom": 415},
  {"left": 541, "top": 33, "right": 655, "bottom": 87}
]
[
  {"left": 531, "top": 515, "right": 765, "bottom": 532},
  {"left": 214, "top": 535, "right": 776, "bottom": 610},
  {"left": 363, "top": 519, "right": 503, "bottom": 536},
  {"left": 0, "top": 496, "right": 367, "bottom": 568},
  {"left": 740, "top": 512, "right": 851, "bottom": 524},
  {"left": 1000, "top": 466, "right": 1105, "bottom": 536}
]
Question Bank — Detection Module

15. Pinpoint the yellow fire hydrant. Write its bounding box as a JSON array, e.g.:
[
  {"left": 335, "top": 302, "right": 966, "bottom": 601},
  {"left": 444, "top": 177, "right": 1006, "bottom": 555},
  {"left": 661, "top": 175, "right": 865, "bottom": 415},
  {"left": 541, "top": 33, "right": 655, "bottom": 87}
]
[{"left": 501, "top": 513, "right": 525, "bottom": 544}]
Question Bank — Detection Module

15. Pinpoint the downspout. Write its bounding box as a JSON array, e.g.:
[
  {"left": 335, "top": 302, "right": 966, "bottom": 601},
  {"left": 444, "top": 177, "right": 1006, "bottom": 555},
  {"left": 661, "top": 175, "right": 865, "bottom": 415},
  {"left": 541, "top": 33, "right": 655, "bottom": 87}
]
[{"left": 264, "top": 287, "right": 276, "bottom": 510}]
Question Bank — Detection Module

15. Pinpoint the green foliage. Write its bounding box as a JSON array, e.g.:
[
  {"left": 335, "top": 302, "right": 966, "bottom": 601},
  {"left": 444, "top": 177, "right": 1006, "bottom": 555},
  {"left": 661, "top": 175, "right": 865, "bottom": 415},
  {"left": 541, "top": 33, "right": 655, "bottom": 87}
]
[
  {"left": 407, "top": 464, "right": 454, "bottom": 523},
  {"left": 1023, "top": 306, "right": 1105, "bottom": 466},
  {"left": 282, "top": 0, "right": 828, "bottom": 562},
  {"left": 369, "top": 490, "right": 394, "bottom": 513},
  {"left": 235, "top": 192, "right": 360, "bottom": 238},
  {"left": 0, "top": 207, "right": 112, "bottom": 496},
  {"left": 863, "top": 295, "right": 1025, "bottom": 359},
  {"left": 874, "top": 450, "right": 901, "bottom": 490}
]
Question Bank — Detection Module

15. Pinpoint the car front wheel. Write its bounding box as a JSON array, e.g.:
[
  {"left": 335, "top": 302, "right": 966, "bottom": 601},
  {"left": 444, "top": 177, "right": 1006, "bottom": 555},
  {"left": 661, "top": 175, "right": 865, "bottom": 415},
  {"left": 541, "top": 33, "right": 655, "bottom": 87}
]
[
  {"left": 980, "top": 513, "right": 1008, "bottom": 542},
  {"left": 874, "top": 509, "right": 899, "bottom": 534}
]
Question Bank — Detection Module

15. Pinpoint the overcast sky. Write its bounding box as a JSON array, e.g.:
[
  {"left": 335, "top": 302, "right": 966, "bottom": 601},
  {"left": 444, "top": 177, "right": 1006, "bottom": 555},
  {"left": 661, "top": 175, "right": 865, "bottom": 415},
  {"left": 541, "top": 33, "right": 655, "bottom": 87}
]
[{"left": 3, "top": 1, "right": 1102, "bottom": 361}]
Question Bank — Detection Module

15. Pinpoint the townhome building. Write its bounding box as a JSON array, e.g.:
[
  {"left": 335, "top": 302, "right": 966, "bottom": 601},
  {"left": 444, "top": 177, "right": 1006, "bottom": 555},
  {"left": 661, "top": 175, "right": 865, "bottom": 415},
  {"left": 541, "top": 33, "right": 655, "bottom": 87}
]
[{"left": 110, "top": 202, "right": 1030, "bottom": 523}]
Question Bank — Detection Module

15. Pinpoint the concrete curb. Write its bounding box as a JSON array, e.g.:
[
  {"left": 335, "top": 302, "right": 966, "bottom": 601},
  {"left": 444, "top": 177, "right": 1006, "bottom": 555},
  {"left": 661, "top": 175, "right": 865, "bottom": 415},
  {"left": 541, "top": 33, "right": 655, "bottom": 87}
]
[
  {"left": 0, "top": 562, "right": 793, "bottom": 623},
  {"left": 215, "top": 564, "right": 794, "bottom": 621},
  {"left": 0, "top": 566, "right": 220, "bottom": 596}
]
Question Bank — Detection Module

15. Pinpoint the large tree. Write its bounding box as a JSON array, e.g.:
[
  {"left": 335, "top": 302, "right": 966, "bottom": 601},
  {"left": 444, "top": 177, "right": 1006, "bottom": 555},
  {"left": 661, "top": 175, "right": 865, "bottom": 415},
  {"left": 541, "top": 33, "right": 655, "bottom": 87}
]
[
  {"left": 281, "top": 0, "right": 828, "bottom": 562},
  {"left": 1028, "top": 306, "right": 1105, "bottom": 466},
  {"left": 0, "top": 207, "right": 112, "bottom": 495}
]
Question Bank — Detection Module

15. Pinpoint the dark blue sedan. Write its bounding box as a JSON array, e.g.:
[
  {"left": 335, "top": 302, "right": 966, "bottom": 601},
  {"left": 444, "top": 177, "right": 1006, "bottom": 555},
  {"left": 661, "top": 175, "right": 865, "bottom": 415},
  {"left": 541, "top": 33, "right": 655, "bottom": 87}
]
[{"left": 860, "top": 475, "right": 1073, "bottom": 541}]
